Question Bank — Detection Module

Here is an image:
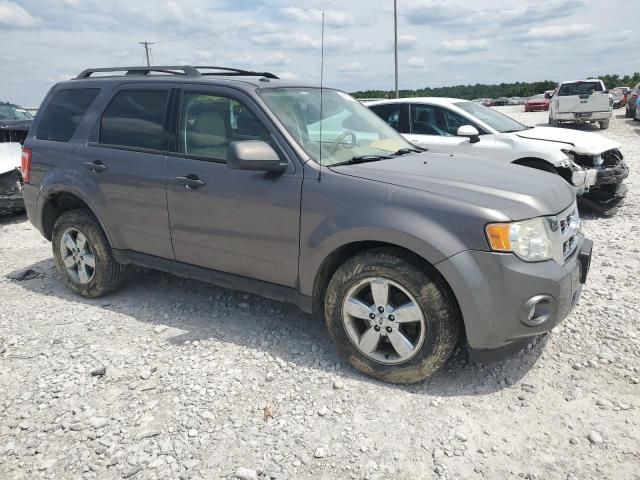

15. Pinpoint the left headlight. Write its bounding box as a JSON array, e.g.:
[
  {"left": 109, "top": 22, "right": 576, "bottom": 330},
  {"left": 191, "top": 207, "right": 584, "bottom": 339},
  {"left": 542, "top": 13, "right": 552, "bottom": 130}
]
[{"left": 486, "top": 217, "right": 554, "bottom": 262}]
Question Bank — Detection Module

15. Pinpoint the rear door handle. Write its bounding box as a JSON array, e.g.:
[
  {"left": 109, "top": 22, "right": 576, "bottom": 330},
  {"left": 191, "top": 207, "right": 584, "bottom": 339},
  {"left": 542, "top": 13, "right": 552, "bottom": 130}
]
[
  {"left": 175, "top": 174, "right": 206, "bottom": 190},
  {"left": 85, "top": 161, "right": 107, "bottom": 173}
]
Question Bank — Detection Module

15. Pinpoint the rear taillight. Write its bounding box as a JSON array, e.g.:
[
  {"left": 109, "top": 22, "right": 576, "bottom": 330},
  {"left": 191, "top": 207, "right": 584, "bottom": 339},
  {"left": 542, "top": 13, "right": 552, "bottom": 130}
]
[{"left": 21, "top": 147, "right": 32, "bottom": 183}]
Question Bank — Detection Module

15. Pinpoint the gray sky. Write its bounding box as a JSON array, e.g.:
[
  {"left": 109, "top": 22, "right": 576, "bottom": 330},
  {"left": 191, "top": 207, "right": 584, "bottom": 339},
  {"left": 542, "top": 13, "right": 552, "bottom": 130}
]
[{"left": 0, "top": 0, "right": 635, "bottom": 106}]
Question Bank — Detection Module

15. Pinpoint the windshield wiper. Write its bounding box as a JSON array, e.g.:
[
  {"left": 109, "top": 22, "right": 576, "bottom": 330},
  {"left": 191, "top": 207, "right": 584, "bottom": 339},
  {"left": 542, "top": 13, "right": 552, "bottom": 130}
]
[
  {"left": 393, "top": 147, "right": 426, "bottom": 155},
  {"left": 330, "top": 154, "right": 393, "bottom": 167}
]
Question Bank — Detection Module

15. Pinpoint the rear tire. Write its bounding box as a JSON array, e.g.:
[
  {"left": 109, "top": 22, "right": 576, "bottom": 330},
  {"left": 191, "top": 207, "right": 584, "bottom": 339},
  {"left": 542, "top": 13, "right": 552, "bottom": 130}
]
[
  {"left": 599, "top": 120, "right": 609, "bottom": 129},
  {"left": 324, "top": 248, "right": 460, "bottom": 384},
  {"left": 52, "top": 209, "right": 126, "bottom": 298}
]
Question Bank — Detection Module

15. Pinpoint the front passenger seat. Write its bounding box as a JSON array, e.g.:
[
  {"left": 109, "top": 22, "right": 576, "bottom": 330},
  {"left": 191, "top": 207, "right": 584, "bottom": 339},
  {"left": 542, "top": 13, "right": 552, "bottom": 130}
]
[{"left": 187, "top": 110, "right": 228, "bottom": 160}]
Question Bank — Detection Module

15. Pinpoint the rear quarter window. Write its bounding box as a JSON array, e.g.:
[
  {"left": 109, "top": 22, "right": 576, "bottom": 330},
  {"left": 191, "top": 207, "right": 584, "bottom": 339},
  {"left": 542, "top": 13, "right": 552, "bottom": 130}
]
[
  {"left": 99, "top": 90, "right": 169, "bottom": 150},
  {"left": 35, "top": 88, "right": 100, "bottom": 142}
]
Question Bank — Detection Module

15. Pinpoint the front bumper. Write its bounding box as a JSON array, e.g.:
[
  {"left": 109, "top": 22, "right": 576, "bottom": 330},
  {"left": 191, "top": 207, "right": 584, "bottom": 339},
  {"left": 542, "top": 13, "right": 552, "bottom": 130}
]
[
  {"left": 0, "top": 169, "right": 24, "bottom": 214},
  {"left": 436, "top": 235, "right": 592, "bottom": 359}
]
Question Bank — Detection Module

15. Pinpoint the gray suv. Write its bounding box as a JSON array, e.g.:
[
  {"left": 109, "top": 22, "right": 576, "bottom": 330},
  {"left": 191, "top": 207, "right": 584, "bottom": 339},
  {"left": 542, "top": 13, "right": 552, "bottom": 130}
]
[{"left": 21, "top": 66, "right": 592, "bottom": 384}]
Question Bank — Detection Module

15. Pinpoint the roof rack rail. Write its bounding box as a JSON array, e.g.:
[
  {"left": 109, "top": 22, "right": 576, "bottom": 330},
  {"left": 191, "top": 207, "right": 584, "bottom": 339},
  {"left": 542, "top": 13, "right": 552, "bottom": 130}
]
[
  {"left": 193, "top": 66, "right": 279, "bottom": 79},
  {"left": 75, "top": 65, "right": 279, "bottom": 80},
  {"left": 75, "top": 66, "right": 201, "bottom": 78}
]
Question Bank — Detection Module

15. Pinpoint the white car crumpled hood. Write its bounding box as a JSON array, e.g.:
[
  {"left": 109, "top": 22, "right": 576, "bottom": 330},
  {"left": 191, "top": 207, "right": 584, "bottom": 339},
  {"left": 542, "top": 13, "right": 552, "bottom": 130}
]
[
  {"left": 0, "top": 143, "right": 22, "bottom": 175},
  {"left": 516, "top": 127, "right": 620, "bottom": 154}
]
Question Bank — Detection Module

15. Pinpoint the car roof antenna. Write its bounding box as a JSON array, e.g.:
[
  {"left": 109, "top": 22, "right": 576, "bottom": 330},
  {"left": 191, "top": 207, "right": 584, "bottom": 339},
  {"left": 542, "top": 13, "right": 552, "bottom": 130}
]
[{"left": 318, "top": 11, "right": 325, "bottom": 182}]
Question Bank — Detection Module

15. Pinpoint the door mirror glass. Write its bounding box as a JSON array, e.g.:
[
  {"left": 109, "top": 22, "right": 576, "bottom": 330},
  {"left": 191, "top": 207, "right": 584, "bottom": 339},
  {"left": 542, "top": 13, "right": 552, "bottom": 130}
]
[
  {"left": 457, "top": 125, "right": 480, "bottom": 143},
  {"left": 227, "top": 140, "right": 287, "bottom": 173}
]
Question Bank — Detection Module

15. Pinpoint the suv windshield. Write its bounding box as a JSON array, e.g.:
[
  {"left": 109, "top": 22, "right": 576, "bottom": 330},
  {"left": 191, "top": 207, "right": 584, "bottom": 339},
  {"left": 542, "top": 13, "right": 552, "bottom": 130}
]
[
  {"left": 454, "top": 101, "right": 528, "bottom": 133},
  {"left": 558, "top": 81, "right": 603, "bottom": 96},
  {"left": 0, "top": 103, "right": 33, "bottom": 121},
  {"left": 260, "top": 88, "right": 413, "bottom": 166}
]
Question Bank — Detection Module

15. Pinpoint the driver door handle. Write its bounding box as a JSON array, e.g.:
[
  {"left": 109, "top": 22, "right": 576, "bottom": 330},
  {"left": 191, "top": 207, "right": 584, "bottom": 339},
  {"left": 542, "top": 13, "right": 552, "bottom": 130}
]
[
  {"left": 176, "top": 174, "right": 206, "bottom": 190},
  {"left": 85, "top": 161, "right": 107, "bottom": 173}
]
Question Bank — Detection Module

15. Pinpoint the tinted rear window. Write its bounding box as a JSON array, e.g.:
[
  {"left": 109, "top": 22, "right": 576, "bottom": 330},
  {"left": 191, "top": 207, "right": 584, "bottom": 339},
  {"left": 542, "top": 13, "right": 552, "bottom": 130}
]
[
  {"left": 36, "top": 89, "right": 100, "bottom": 142},
  {"left": 558, "top": 82, "right": 603, "bottom": 96},
  {"left": 99, "top": 90, "right": 169, "bottom": 150}
]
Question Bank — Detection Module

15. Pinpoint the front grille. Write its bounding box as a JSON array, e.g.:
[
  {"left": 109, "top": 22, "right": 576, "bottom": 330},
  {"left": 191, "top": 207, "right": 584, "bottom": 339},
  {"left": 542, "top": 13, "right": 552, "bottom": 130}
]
[{"left": 559, "top": 207, "right": 580, "bottom": 261}]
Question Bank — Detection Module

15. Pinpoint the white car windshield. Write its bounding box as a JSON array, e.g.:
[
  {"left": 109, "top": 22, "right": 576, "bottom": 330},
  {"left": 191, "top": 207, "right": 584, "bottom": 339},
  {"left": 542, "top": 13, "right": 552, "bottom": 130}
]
[
  {"left": 454, "top": 101, "right": 528, "bottom": 133},
  {"left": 260, "top": 88, "right": 414, "bottom": 166}
]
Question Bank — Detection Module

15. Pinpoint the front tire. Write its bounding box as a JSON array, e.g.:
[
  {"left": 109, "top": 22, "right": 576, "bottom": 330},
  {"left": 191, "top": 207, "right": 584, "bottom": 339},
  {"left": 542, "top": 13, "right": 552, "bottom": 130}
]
[
  {"left": 324, "top": 248, "right": 460, "bottom": 384},
  {"left": 52, "top": 209, "right": 126, "bottom": 298}
]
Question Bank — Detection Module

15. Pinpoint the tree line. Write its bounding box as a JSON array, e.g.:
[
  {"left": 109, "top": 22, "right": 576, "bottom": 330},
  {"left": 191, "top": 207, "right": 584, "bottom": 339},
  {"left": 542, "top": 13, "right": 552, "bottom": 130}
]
[{"left": 351, "top": 72, "right": 640, "bottom": 100}]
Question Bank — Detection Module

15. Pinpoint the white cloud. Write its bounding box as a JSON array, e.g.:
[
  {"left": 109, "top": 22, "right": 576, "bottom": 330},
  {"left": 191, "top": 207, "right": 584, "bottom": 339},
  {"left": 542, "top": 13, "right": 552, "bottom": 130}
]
[
  {"left": 524, "top": 23, "right": 596, "bottom": 40},
  {"left": 0, "top": 0, "right": 41, "bottom": 27},
  {"left": 395, "top": 34, "right": 419, "bottom": 51},
  {"left": 407, "top": 56, "right": 427, "bottom": 69},
  {"left": 338, "top": 62, "right": 365, "bottom": 73},
  {"left": 276, "top": 72, "right": 300, "bottom": 81},
  {"left": 403, "top": 0, "right": 587, "bottom": 29},
  {"left": 280, "top": 7, "right": 353, "bottom": 26},
  {"left": 252, "top": 32, "right": 345, "bottom": 50},
  {"left": 239, "top": 52, "right": 291, "bottom": 67},
  {"left": 440, "top": 38, "right": 489, "bottom": 54}
]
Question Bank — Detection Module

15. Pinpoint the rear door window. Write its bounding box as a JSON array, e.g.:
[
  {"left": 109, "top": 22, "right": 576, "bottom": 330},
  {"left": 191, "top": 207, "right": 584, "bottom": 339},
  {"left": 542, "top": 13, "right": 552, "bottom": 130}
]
[
  {"left": 100, "top": 89, "right": 170, "bottom": 150},
  {"left": 368, "top": 103, "right": 409, "bottom": 133},
  {"left": 410, "top": 104, "right": 451, "bottom": 136},
  {"left": 35, "top": 89, "right": 100, "bottom": 142}
]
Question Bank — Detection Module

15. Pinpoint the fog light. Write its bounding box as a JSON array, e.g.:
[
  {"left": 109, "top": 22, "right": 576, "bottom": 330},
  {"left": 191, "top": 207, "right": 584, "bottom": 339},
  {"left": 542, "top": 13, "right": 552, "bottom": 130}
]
[{"left": 519, "top": 295, "right": 556, "bottom": 327}]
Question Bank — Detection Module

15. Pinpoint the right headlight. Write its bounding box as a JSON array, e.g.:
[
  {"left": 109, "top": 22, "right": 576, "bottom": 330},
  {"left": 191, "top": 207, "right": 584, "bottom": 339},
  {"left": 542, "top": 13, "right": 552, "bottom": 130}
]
[{"left": 486, "top": 217, "right": 554, "bottom": 262}]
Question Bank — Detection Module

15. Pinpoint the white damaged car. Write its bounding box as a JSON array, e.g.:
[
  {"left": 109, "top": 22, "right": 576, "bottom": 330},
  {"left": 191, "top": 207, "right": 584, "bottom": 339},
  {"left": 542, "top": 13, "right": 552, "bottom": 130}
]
[
  {"left": 366, "top": 97, "right": 628, "bottom": 207},
  {"left": 0, "top": 142, "right": 24, "bottom": 214}
]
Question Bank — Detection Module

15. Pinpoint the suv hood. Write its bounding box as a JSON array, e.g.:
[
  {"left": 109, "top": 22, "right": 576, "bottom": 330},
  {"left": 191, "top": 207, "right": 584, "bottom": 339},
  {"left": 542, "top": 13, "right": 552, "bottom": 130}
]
[
  {"left": 332, "top": 152, "right": 574, "bottom": 220},
  {"left": 515, "top": 126, "right": 619, "bottom": 154}
]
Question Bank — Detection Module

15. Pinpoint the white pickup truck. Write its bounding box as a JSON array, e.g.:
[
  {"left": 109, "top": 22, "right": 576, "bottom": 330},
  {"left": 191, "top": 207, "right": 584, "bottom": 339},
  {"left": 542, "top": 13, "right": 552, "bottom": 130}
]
[{"left": 549, "top": 79, "right": 613, "bottom": 129}]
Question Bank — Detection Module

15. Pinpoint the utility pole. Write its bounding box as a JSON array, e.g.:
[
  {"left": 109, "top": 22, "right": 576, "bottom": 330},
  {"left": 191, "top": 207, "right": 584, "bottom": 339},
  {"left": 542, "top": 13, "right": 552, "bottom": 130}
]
[
  {"left": 393, "top": 0, "right": 399, "bottom": 98},
  {"left": 139, "top": 41, "right": 154, "bottom": 67}
]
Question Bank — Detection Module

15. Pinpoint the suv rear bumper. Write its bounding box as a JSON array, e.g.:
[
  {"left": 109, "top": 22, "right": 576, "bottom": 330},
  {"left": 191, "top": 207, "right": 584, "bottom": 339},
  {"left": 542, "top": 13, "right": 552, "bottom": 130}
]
[
  {"left": 21, "top": 183, "right": 40, "bottom": 230},
  {"left": 436, "top": 235, "right": 591, "bottom": 359}
]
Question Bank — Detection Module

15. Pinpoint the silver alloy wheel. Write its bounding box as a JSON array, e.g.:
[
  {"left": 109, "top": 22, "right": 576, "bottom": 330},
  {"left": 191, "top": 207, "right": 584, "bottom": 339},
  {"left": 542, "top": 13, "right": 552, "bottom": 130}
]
[
  {"left": 59, "top": 228, "right": 96, "bottom": 285},
  {"left": 342, "top": 277, "right": 426, "bottom": 365}
]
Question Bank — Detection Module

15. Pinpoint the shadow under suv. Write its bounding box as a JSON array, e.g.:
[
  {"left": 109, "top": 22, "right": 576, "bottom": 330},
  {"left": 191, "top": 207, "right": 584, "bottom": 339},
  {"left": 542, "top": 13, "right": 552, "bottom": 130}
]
[{"left": 20, "top": 66, "right": 592, "bottom": 383}]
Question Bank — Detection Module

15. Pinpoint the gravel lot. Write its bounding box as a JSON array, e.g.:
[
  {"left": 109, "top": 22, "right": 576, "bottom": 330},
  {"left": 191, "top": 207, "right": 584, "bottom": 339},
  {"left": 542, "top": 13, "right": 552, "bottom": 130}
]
[{"left": 1, "top": 107, "right": 638, "bottom": 480}]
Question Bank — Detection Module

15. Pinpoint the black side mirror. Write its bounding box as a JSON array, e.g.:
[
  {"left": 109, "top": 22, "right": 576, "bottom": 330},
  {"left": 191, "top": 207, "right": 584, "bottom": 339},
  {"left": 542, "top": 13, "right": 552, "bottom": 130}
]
[{"left": 227, "top": 140, "right": 287, "bottom": 173}]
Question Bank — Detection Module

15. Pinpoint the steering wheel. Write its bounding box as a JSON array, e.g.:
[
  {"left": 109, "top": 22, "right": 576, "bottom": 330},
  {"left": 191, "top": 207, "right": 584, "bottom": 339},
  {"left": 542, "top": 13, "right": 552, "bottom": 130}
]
[{"left": 329, "top": 131, "right": 357, "bottom": 154}]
